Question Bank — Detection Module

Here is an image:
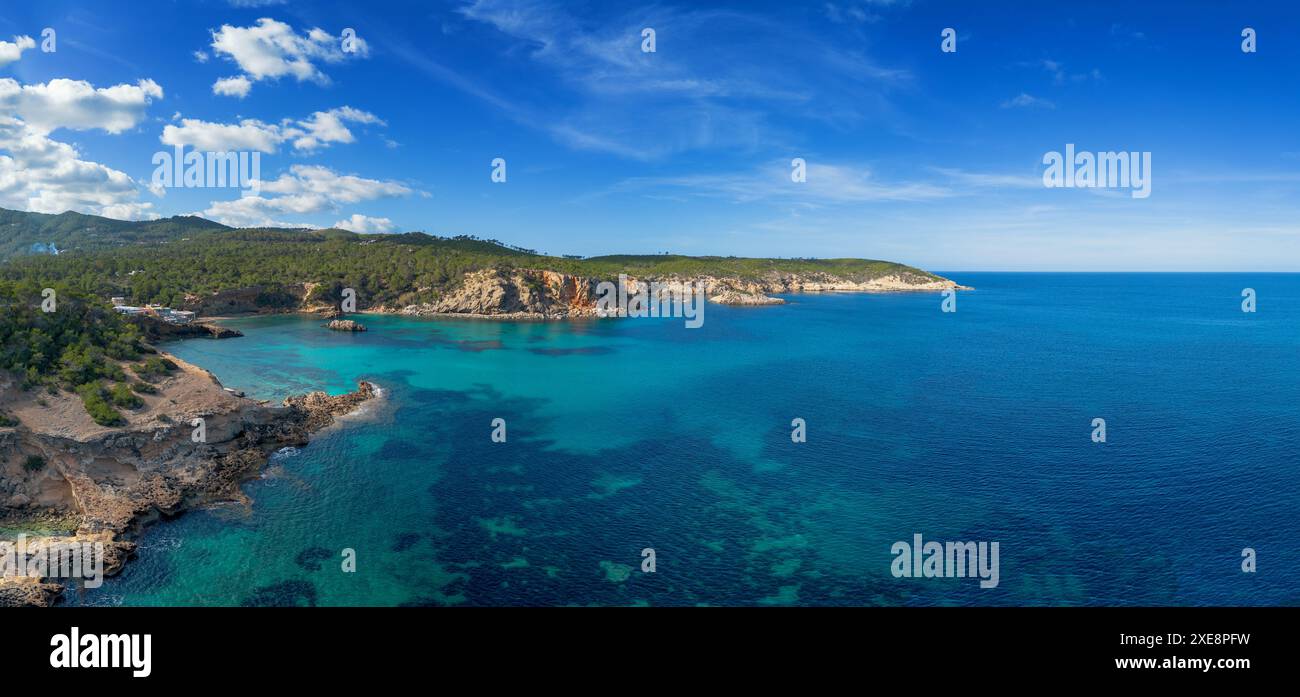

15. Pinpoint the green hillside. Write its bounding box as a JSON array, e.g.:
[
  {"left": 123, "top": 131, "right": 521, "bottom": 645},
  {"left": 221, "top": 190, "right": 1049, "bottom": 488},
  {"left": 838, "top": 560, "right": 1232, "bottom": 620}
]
[
  {"left": 0, "top": 206, "right": 940, "bottom": 311},
  {"left": 0, "top": 208, "right": 229, "bottom": 261}
]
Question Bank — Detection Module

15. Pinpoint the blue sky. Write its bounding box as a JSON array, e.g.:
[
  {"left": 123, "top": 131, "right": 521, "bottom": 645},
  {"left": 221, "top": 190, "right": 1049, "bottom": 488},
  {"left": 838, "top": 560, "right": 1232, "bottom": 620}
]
[{"left": 1, "top": 0, "right": 1298, "bottom": 270}]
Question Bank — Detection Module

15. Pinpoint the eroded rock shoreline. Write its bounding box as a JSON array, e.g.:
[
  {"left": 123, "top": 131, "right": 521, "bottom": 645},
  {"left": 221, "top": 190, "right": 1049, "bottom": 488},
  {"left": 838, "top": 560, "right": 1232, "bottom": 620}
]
[
  {"left": 382, "top": 268, "right": 972, "bottom": 320},
  {"left": 175, "top": 268, "right": 969, "bottom": 325},
  {"left": 0, "top": 355, "right": 377, "bottom": 607}
]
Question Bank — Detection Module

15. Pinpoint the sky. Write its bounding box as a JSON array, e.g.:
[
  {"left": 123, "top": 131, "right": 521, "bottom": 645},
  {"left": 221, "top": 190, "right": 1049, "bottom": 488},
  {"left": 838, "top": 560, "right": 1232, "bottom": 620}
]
[{"left": 1, "top": 0, "right": 1299, "bottom": 270}]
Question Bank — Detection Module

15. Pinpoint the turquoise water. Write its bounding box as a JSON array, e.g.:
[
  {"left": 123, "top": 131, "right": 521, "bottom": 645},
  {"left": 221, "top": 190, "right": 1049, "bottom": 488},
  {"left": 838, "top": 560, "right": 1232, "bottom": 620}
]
[{"left": 68, "top": 273, "right": 1300, "bottom": 606}]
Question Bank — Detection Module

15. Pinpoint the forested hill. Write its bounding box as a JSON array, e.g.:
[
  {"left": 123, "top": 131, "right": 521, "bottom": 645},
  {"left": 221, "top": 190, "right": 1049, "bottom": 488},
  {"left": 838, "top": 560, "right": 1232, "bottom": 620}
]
[
  {"left": 0, "top": 206, "right": 943, "bottom": 310},
  {"left": 0, "top": 208, "right": 230, "bottom": 261}
]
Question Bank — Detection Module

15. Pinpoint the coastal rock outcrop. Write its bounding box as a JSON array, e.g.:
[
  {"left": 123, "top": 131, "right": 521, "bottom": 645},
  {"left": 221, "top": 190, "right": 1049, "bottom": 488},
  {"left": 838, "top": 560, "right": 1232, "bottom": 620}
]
[
  {"left": 128, "top": 315, "right": 243, "bottom": 340},
  {"left": 399, "top": 268, "right": 598, "bottom": 320},
  {"left": 0, "top": 357, "right": 378, "bottom": 605},
  {"left": 325, "top": 319, "right": 367, "bottom": 332},
  {"left": 709, "top": 289, "right": 785, "bottom": 306},
  {"left": 398, "top": 267, "right": 967, "bottom": 319},
  {"left": 283, "top": 381, "right": 378, "bottom": 431}
]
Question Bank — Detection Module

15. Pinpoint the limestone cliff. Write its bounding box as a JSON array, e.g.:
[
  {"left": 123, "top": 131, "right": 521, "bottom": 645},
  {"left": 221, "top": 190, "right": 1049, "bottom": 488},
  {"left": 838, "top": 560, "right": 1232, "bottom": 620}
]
[{"left": 396, "top": 267, "right": 969, "bottom": 318}]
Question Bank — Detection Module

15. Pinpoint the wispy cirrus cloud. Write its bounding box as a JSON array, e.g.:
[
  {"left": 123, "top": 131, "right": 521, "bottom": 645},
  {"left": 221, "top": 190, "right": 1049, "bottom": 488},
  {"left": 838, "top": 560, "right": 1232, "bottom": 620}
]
[
  {"left": 600, "top": 160, "right": 951, "bottom": 206},
  {"left": 385, "top": 0, "right": 910, "bottom": 159},
  {"left": 1028, "top": 59, "right": 1103, "bottom": 85},
  {"left": 822, "top": 0, "right": 912, "bottom": 25},
  {"left": 1000, "top": 93, "right": 1054, "bottom": 109}
]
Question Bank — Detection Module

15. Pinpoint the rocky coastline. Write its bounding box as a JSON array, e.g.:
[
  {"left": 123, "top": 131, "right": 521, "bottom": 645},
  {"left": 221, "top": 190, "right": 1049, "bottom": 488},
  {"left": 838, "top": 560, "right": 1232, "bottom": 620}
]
[
  {"left": 128, "top": 315, "right": 244, "bottom": 340},
  {"left": 386, "top": 267, "right": 972, "bottom": 321},
  {"left": 165, "top": 267, "right": 969, "bottom": 325},
  {"left": 0, "top": 355, "right": 378, "bottom": 606}
]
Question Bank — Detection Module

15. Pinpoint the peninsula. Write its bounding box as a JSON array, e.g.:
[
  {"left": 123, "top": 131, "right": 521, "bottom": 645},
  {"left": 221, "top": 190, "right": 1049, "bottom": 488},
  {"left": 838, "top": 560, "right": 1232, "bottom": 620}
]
[{"left": 0, "top": 207, "right": 968, "bottom": 321}]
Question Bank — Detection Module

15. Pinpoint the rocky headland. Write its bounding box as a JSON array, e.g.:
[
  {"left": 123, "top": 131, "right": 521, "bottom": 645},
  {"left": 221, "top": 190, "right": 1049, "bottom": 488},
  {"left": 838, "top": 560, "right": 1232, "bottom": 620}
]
[
  {"left": 0, "top": 355, "right": 377, "bottom": 606},
  {"left": 388, "top": 267, "right": 971, "bottom": 320},
  {"left": 128, "top": 315, "right": 243, "bottom": 341}
]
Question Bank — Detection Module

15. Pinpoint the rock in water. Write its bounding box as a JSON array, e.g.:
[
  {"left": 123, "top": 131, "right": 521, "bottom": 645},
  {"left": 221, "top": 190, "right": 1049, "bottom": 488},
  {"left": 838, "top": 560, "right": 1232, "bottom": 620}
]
[{"left": 325, "top": 319, "right": 367, "bottom": 332}]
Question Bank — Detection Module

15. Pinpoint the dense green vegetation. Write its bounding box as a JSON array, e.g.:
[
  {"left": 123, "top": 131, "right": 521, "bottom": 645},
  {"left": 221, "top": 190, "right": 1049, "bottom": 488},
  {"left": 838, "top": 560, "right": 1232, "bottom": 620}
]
[
  {"left": 0, "top": 280, "right": 142, "bottom": 387},
  {"left": 132, "top": 356, "right": 178, "bottom": 381},
  {"left": 0, "top": 279, "right": 151, "bottom": 424},
  {"left": 0, "top": 207, "right": 938, "bottom": 311},
  {"left": 77, "top": 382, "right": 125, "bottom": 426},
  {"left": 23, "top": 455, "right": 45, "bottom": 473}
]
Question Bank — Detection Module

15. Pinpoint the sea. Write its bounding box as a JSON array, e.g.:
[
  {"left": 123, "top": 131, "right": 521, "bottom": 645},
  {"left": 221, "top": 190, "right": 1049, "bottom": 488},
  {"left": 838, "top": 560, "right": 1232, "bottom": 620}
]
[{"left": 64, "top": 273, "right": 1300, "bottom": 606}]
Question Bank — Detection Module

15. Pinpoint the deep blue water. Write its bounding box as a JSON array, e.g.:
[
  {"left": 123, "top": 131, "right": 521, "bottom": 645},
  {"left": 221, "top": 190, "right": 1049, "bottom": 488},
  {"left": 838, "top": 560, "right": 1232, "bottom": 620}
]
[{"left": 67, "top": 273, "right": 1300, "bottom": 606}]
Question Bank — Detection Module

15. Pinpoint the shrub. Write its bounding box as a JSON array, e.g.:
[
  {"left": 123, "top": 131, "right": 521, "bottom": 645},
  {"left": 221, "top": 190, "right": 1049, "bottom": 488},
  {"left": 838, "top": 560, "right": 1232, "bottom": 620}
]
[
  {"left": 132, "top": 381, "right": 158, "bottom": 395},
  {"left": 133, "top": 356, "right": 177, "bottom": 380},
  {"left": 23, "top": 454, "right": 45, "bottom": 472},
  {"left": 77, "top": 382, "right": 124, "bottom": 426},
  {"left": 110, "top": 381, "right": 143, "bottom": 408}
]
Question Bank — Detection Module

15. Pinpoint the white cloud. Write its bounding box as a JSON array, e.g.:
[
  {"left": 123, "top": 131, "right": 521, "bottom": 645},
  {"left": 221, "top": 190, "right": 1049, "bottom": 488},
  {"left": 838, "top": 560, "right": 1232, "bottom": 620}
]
[
  {"left": 193, "top": 50, "right": 210, "bottom": 64},
  {"left": 0, "top": 116, "right": 155, "bottom": 219},
  {"left": 212, "top": 75, "right": 251, "bottom": 98},
  {"left": 259, "top": 164, "right": 410, "bottom": 201},
  {"left": 332, "top": 213, "right": 397, "bottom": 232},
  {"left": 608, "top": 160, "right": 949, "bottom": 206},
  {"left": 930, "top": 167, "right": 1043, "bottom": 190},
  {"left": 822, "top": 1, "right": 911, "bottom": 24},
  {"left": 0, "top": 35, "right": 36, "bottom": 67},
  {"left": 161, "top": 117, "right": 283, "bottom": 152},
  {"left": 1030, "top": 59, "right": 1102, "bottom": 85},
  {"left": 198, "top": 165, "right": 410, "bottom": 227},
  {"left": 290, "top": 106, "right": 382, "bottom": 151},
  {"left": 209, "top": 18, "right": 368, "bottom": 96},
  {"left": 0, "top": 78, "right": 163, "bottom": 134},
  {"left": 1000, "top": 93, "right": 1055, "bottom": 109},
  {"left": 160, "top": 106, "right": 383, "bottom": 153}
]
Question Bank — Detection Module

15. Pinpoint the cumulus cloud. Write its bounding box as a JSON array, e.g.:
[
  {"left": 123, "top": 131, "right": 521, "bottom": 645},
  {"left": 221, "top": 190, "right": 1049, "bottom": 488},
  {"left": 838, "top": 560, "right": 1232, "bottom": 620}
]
[
  {"left": 209, "top": 18, "right": 368, "bottom": 96},
  {"left": 212, "top": 75, "right": 251, "bottom": 98},
  {"left": 160, "top": 106, "right": 383, "bottom": 153},
  {"left": 0, "top": 116, "right": 155, "bottom": 219},
  {"left": 198, "top": 165, "right": 410, "bottom": 227},
  {"left": 290, "top": 106, "right": 382, "bottom": 150},
  {"left": 0, "top": 35, "right": 36, "bottom": 67},
  {"left": 259, "top": 164, "right": 411, "bottom": 201},
  {"left": 332, "top": 213, "right": 397, "bottom": 233},
  {"left": 160, "top": 117, "right": 283, "bottom": 152},
  {"left": 0, "top": 78, "right": 163, "bottom": 134}
]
